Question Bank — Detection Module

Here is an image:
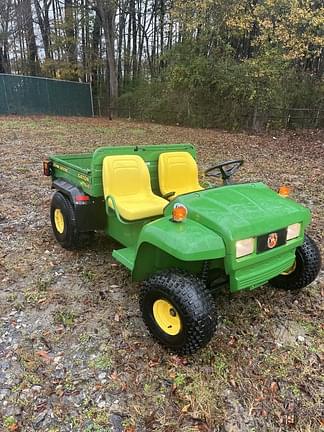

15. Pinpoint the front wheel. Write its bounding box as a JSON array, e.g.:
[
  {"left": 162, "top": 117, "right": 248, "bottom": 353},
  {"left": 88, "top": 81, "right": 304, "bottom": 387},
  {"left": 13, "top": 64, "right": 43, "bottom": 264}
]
[
  {"left": 270, "top": 234, "right": 321, "bottom": 290},
  {"left": 139, "top": 270, "right": 217, "bottom": 355}
]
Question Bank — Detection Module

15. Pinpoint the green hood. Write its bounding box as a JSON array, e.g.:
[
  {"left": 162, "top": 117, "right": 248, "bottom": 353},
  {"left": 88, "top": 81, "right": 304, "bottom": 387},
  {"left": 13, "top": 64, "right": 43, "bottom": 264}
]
[{"left": 173, "top": 183, "right": 311, "bottom": 242}]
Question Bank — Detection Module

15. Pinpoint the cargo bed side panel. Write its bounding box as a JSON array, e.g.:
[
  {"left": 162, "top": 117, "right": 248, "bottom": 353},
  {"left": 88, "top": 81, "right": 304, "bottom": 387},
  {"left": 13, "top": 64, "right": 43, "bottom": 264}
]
[{"left": 50, "top": 154, "right": 93, "bottom": 195}]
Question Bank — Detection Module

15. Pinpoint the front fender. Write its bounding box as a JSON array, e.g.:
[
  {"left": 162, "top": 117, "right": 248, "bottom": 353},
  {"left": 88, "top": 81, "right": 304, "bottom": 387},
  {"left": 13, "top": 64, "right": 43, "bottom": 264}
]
[
  {"left": 132, "top": 217, "right": 225, "bottom": 281},
  {"left": 138, "top": 217, "right": 225, "bottom": 260}
]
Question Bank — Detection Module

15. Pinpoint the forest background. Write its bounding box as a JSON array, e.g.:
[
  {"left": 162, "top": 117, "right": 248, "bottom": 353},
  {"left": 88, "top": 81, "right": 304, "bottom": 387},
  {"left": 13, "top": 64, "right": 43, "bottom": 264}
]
[{"left": 0, "top": 0, "right": 323, "bottom": 128}]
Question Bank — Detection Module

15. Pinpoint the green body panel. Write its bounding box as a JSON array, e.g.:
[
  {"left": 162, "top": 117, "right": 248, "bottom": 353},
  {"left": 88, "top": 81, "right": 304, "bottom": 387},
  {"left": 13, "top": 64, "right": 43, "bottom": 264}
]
[
  {"left": 132, "top": 243, "right": 213, "bottom": 281},
  {"left": 51, "top": 154, "right": 93, "bottom": 195},
  {"left": 131, "top": 217, "right": 226, "bottom": 280},
  {"left": 49, "top": 144, "right": 312, "bottom": 292},
  {"left": 112, "top": 248, "right": 136, "bottom": 270},
  {"left": 171, "top": 183, "right": 310, "bottom": 246},
  {"left": 166, "top": 183, "right": 310, "bottom": 291},
  {"left": 104, "top": 211, "right": 150, "bottom": 248},
  {"left": 136, "top": 217, "right": 225, "bottom": 261},
  {"left": 232, "top": 244, "right": 297, "bottom": 291}
]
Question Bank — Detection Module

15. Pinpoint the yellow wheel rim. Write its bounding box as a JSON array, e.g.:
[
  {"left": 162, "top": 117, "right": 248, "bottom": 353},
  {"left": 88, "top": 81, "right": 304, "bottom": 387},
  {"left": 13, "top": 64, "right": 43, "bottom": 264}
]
[
  {"left": 281, "top": 260, "right": 297, "bottom": 276},
  {"left": 54, "top": 208, "right": 65, "bottom": 234},
  {"left": 153, "top": 299, "right": 181, "bottom": 336}
]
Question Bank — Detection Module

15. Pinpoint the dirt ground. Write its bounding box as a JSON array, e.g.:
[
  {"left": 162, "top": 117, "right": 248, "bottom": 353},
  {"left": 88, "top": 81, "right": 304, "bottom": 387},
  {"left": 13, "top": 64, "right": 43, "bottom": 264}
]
[{"left": 0, "top": 116, "right": 323, "bottom": 432}]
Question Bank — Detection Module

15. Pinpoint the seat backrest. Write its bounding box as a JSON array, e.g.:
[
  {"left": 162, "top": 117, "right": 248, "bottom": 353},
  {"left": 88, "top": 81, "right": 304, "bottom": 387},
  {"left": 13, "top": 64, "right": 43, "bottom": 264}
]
[
  {"left": 158, "top": 151, "right": 200, "bottom": 195},
  {"left": 102, "top": 155, "right": 152, "bottom": 199}
]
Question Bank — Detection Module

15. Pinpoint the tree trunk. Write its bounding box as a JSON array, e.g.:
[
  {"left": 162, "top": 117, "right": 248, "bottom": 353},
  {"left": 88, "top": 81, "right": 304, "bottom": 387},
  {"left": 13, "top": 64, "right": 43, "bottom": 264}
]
[
  {"left": 130, "top": 0, "right": 137, "bottom": 80},
  {"left": 96, "top": 0, "right": 118, "bottom": 118},
  {"left": 117, "top": 0, "right": 125, "bottom": 91},
  {"left": 65, "top": 0, "right": 77, "bottom": 78},
  {"left": 0, "top": 0, "right": 11, "bottom": 73},
  {"left": 34, "top": 0, "right": 51, "bottom": 60},
  {"left": 24, "top": 0, "right": 40, "bottom": 75}
]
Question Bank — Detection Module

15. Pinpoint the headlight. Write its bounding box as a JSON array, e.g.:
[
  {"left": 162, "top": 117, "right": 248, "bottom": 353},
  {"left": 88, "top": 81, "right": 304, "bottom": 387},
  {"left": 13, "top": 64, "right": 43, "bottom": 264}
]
[
  {"left": 236, "top": 238, "right": 255, "bottom": 258},
  {"left": 287, "top": 223, "right": 301, "bottom": 240}
]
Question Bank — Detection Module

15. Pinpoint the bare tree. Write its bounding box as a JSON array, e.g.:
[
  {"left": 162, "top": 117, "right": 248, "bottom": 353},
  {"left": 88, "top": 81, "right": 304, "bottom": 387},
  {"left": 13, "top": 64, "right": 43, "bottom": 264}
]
[
  {"left": 95, "top": 0, "right": 118, "bottom": 116},
  {"left": 0, "top": 0, "right": 12, "bottom": 73},
  {"left": 23, "top": 0, "right": 40, "bottom": 75}
]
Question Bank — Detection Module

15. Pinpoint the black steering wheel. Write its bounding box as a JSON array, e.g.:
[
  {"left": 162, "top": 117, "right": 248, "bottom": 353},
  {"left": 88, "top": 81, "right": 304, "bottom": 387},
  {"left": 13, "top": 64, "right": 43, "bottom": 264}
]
[{"left": 205, "top": 159, "right": 244, "bottom": 184}]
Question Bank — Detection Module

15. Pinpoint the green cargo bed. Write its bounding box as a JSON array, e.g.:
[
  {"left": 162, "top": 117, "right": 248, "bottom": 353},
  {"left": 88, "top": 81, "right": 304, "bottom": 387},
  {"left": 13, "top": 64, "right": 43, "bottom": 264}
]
[{"left": 50, "top": 144, "right": 196, "bottom": 197}]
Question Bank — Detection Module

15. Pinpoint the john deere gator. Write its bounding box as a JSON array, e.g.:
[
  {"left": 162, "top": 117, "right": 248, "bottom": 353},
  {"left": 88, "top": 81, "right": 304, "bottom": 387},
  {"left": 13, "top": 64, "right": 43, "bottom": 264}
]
[{"left": 43, "top": 144, "right": 321, "bottom": 354}]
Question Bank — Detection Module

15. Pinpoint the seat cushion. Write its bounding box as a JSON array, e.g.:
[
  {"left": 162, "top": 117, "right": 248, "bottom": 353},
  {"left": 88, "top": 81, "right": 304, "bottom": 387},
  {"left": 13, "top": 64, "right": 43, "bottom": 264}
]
[
  {"left": 116, "top": 194, "right": 168, "bottom": 220},
  {"left": 158, "top": 152, "right": 203, "bottom": 199},
  {"left": 102, "top": 155, "right": 168, "bottom": 220}
]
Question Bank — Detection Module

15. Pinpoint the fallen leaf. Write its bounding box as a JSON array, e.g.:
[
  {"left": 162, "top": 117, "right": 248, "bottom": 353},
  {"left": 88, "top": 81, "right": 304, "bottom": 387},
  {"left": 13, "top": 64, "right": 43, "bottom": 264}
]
[
  {"left": 37, "top": 298, "right": 46, "bottom": 304},
  {"left": 35, "top": 350, "right": 52, "bottom": 364},
  {"left": 270, "top": 381, "right": 279, "bottom": 393},
  {"left": 56, "top": 325, "right": 65, "bottom": 334},
  {"left": 148, "top": 358, "right": 160, "bottom": 367},
  {"left": 255, "top": 394, "right": 265, "bottom": 402},
  {"left": 197, "top": 423, "right": 210, "bottom": 431},
  {"left": 120, "top": 382, "right": 127, "bottom": 391},
  {"left": 110, "top": 370, "right": 118, "bottom": 380},
  {"left": 228, "top": 336, "right": 236, "bottom": 346},
  {"left": 181, "top": 403, "right": 191, "bottom": 413},
  {"left": 170, "top": 355, "right": 188, "bottom": 366}
]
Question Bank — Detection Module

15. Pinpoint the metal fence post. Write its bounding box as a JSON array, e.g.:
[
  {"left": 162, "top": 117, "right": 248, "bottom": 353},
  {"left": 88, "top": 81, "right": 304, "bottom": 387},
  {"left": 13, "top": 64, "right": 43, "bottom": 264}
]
[{"left": 90, "top": 82, "right": 94, "bottom": 117}]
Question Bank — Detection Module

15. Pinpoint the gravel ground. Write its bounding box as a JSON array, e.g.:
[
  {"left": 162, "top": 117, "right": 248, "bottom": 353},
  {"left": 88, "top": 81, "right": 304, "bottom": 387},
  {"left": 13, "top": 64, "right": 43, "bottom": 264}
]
[{"left": 0, "top": 117, "right": 323, "bottom": 432}]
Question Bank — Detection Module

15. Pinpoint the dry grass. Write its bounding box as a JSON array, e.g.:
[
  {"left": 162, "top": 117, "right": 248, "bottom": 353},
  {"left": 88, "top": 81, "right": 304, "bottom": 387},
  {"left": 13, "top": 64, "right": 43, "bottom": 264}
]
[{"left": 0, "top": 116, "right": 323, "bottom": 432}]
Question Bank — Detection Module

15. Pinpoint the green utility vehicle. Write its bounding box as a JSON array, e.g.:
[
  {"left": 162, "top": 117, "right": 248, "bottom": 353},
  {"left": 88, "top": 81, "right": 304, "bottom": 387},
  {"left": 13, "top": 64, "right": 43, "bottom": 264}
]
[{"left": 44, "top": 144, "right": 321, "bottom": 354}]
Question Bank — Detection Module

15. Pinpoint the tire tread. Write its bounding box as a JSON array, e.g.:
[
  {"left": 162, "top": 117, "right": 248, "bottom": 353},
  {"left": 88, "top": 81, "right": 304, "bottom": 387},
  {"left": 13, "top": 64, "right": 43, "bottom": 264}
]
[
  {"left": 139, "top": 269, "right": 217, "bottom": 355},
  {"left": 50, "top": 191, "right": 93, "bottom": 250},
  {"left": 270, "top": 234, "right": 321, "bottom": 290}
]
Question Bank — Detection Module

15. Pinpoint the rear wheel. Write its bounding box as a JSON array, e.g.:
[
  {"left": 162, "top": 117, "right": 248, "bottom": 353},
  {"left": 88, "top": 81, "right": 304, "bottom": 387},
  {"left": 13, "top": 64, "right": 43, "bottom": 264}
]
[
  {"left": 50, "top": 191, "right": 93, "bottom": 250},
  {"left": 139, "top": 270, "right": 217, "bottom": 355},
  {"left": 270, "top": 234, "right": 321, "bottom": 290}
]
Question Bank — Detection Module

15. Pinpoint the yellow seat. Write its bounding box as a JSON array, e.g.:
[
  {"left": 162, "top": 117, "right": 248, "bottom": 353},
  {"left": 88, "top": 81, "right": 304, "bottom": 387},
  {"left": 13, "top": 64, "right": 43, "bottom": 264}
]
[
  {"left": 102, "top": 155, "right": 168, "bottom": 221},
  {"left": 158, "top": 152, "right": 204, "bottom": 199}
]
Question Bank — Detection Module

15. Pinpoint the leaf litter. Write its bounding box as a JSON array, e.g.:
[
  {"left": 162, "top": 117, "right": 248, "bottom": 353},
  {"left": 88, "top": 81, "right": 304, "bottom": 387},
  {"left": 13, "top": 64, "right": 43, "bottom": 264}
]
[{"left": 0, "top": 116, "right": 323, "bottom": 431}]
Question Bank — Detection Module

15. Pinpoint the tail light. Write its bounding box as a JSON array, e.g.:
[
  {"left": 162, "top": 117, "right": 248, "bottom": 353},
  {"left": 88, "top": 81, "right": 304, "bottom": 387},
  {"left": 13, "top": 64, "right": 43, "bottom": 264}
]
[
  {"left": 75, "top": 195, "right": 90, "bottom": 203},
  {"left": 43, "top": 160, "right": 53, "bottom": 176}
]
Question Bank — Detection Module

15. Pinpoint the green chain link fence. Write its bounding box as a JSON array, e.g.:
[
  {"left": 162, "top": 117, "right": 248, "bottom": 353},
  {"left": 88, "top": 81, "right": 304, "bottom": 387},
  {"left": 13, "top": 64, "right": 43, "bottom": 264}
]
[{"left": 0, "top": 74, "right": 93, "bottom": 116}]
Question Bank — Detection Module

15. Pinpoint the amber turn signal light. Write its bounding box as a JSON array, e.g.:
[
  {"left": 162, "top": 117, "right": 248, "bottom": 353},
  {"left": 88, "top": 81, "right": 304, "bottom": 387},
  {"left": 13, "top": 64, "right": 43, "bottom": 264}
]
[
  {"left": 172, "top": 203, "right": 188, "bottom": 222},
  {"left": 278, "top": 185, "right": 290, "bottom": 197}
]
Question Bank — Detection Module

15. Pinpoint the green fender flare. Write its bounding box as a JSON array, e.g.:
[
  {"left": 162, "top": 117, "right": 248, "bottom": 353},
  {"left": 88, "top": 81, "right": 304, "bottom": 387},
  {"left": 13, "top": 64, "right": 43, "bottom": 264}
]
[{"left": 132, "top": 217, "right": 225, "bottom": 281}]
